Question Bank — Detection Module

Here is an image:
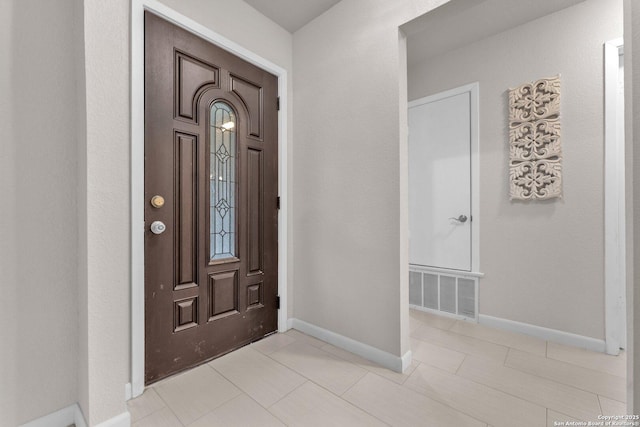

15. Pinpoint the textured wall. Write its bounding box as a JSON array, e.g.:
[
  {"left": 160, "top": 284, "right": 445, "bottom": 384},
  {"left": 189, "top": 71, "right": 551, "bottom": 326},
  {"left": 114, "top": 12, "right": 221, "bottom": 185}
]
[
  {"left": 292, "top": 0, "right": 447, "bottom": 357},
  {"left": 408, "top": 0, "right": 622, "bottom": 340},
  {"left": 78, "top": 1, "right": 131, "bottom": 424},
  {"left": 0, "top": 0, "right": 80, "bottom": 424}
]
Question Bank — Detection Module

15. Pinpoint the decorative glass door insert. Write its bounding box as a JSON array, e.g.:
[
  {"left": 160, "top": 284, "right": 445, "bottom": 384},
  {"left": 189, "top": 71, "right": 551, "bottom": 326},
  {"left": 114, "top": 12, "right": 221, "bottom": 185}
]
[{"left": 210, "top": 101, "right": 237, "bottom": 260}]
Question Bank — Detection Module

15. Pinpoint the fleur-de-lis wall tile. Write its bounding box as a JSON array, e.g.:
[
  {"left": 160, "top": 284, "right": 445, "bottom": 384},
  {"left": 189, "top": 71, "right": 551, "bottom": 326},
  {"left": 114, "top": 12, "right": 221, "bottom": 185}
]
[{"left": 509, "top": 75, "right": 562, "bottom": 200}]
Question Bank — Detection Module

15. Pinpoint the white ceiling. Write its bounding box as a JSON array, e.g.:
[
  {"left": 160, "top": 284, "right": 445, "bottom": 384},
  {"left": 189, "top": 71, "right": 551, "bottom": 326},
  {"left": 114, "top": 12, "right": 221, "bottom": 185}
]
[
  {"left": 402, "top": 0, "right": 586, "bottom": 66},
  {"left": 244, "top": 0, "right": 342, "bottom": 33}
]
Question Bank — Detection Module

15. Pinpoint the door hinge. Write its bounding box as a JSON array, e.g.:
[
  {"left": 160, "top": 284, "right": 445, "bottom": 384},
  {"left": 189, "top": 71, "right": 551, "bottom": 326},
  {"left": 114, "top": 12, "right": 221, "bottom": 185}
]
[
  {"left": 277, "top": 97, "right": 280, "bottom": 111},
  {"left": 277, "top": 196, "right": 281, "bottom": 210},
  {"left": 276, "top": 295, "right": 280, "bottom": 309}
]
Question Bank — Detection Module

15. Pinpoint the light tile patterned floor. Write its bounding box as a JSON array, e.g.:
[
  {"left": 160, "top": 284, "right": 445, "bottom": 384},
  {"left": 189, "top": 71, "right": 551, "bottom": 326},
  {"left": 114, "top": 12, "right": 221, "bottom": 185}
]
[{"left": 128, "top": 310, "right": 627, "bottom": 426}]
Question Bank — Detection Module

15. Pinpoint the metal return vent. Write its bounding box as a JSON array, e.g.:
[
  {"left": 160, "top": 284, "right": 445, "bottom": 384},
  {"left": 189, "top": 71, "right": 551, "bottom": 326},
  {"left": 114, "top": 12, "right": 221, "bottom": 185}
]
[{"left": 409, "top": 267, "right": 478, "bottom": 321}]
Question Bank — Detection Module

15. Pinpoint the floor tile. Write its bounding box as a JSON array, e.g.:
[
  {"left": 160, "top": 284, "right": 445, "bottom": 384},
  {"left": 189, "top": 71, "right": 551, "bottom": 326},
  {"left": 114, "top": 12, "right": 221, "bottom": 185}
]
[
  {"left": 269, "top": 381, "right": 386, "bottom": 426},
  {"left": 208, "top": 346, "right": 306, "bottom": 407},
  {"left": 132, "top": 407, "right": 182, "bottom": 427},
  {"left": 127, "top": 388, "right": 166, "bottom": 422},
  {"left": 343, "top": 372, "right": 486, "bottom": 427},
  {"left": 599, "top": 395, "right": 627, "bottom": 416},
  {"left": 505, "top": 348, "right": 626, "bottom": 402},
  {"left": 251, "top": 333, "right": 297, "bottom": 355},
  {"left": 410, "top": 337, "right": 466, "bottom": 373},
  {"left": 410, "top": 310, "right": 457, "bottom": 330},
  {"left": 270, "top": 341, "right": 368, "bottom": 395},
  {"left": 405, "top": 363, "right": 545, "bottom": 427},
  {"left": 187, "top": 394, "right": 284, "bottom": 427},
  {"left": 133, "top": 309, "right": 628, "bottom": 427},
  {"left": 457, "top": 356, "right": 602, "bottom": 421},
  {"left": 320, "top": 343, "right": 419, "bottom": 384},
  {"left": 412, "top": 323, "right": 508, "bottom": 362},
  {"left": 450, "top": 320, "right": 546, "bottom": 356},
  {"left": 547, "top": 409, "right": 583, "bottom": 427},
  {"left": 153, "top": 364, "right": 242, "bottom": 425},
  {"left": 285, "top": 329, "right": 326, "bottom": 348},
  {"left": 546, "top": 342, "right": 626, "bottom": 377}
]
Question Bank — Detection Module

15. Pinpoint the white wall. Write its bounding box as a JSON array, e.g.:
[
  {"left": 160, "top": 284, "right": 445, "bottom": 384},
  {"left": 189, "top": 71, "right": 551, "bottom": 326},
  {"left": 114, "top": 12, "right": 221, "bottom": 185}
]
[
  {"left": 408, "top": 0, "right": 622, "bottom": 340},
  {"left": 77, "top": 1, "right": 131, "bottom": 424},
  {"left": 0, "top": 0, "right": 80, "bottom": 424},
  {"left": 292, "top": 0, "right": 447, "bottom": 357}
]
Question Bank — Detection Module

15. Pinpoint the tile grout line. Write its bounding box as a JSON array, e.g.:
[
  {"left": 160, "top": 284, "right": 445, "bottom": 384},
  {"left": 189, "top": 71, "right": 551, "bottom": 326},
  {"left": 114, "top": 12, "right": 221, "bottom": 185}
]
[
  {"left": 412, "top": 354, "right": 549, "bottom": 416},
  {"left": 399, "top": 368, "right": 504, "bottom": 427},
  {"left": 267, "top": 379, "right": 309, "bottom": 410},
  {"left": 454, "top": 356, "right": 603, "bottom": 420},
  {"left": 454, "top": 354, "right": 467, "bottom": 375},
  {"left": 447, "top": 327, "right": 546, "bottom": 356},
  {"left": 136, "top": 386, "right": 186, "bottom": 427},
  {"left": 544, "top": 351, "right": 626, "bottom": 379},
  {"left": 126, "top": 388, "right": 169, "bottom": 426},
  {"left": 418, "top": 315, "right": 546, "bottom": 356},
  {"left": 549, "top": 407, "right": 590, "bottom": 424},
  {"left": 411, "top": 331, "right": 510, "bottom": 364},
  {"left": 503, "top": 350, "right": 628, "bottom": 401},
  {"left": 334, "top": 372, "right": 393, "bottom": 426},
  {"left": 597, "top": 395, "right": 605, "bottom": 415},
  {"left": 262, "top": 335, "right": 375, "bottom": 401}
]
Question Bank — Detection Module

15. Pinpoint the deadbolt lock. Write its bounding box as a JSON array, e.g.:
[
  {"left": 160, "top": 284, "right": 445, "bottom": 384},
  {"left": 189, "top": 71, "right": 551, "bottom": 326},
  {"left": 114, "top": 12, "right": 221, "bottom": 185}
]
[{"left": 150, "top": 195, "right": 165, "bottom": 208}]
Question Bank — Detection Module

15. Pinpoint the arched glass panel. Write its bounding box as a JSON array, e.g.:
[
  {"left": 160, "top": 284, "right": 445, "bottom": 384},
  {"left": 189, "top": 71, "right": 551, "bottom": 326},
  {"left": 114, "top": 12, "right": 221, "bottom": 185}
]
[{"left": 210, "top": 102, "right": 237, "bottom": 260}]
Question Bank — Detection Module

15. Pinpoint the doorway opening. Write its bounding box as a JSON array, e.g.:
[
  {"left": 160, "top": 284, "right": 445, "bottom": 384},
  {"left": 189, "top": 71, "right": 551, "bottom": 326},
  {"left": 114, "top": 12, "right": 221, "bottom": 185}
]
[
  {"left": 408, "top": 83, "right": 481, "bottom": 322},
  {"left": 130, "top": 0, "right": 289, "bottom": 398},
  {"left": 401, "top": 0, "right": 626, "bottom": 355}
]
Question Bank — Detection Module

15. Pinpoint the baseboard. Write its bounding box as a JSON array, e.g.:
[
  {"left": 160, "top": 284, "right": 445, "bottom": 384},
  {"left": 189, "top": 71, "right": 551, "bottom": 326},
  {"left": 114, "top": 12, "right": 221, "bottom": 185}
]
[
  {"left": 95, "top": 411, "right": 131, "bottom": 427},
  {"left": 410, "top": 304, "right": 478, "bottom": 323},
  {"left": 19, "top": 403, "right": 130, "bottom": 427},
  {"left": 289, "top": 318, "right": 411, "bottom": 373},
  {"left": 401, "top": 350, "right": 413, "bottom": 372},
  {"left": 285, "top": 317, "right": 294, "bottom": 331},
  {"left": 19, "top": 403, "right": 86, "bottom": 427},
  {"left": 479, "top": 314, "right": 606, "bottom": 353}
]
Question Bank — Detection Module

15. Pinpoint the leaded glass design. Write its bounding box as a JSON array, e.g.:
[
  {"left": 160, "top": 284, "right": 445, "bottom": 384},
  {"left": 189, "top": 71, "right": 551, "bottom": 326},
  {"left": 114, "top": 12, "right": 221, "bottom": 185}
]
[{"left": 210, "top": 102, "right": 237, "bottom": 260}]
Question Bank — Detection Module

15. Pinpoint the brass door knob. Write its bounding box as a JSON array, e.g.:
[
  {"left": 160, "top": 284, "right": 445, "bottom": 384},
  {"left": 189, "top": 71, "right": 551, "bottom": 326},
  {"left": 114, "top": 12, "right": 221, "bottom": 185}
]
[{"left": 150, "top": 195, "right": 165, "bottom": 208}]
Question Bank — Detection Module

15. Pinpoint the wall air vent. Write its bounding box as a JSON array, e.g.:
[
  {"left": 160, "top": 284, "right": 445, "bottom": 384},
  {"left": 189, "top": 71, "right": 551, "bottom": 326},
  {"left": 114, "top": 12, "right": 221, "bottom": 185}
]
[{"left": 409, "top": 266, "right": 478, "bottom": 321}]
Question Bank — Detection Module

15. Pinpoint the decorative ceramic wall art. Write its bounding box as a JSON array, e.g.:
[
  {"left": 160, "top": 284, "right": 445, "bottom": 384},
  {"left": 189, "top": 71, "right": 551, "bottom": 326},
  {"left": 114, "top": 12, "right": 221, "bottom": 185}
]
[{"left": 508, "top": 75, "right": 562, "bottom": 200}]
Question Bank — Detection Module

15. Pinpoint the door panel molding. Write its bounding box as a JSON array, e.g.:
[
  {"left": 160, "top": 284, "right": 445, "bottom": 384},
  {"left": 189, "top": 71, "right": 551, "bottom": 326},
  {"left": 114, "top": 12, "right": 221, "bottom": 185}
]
[
  {"left": 131, "top": 0, "right": 289, "bottom": 398},
  {"left": 144, "top": 12, "right": 277, "bottom": 383}
]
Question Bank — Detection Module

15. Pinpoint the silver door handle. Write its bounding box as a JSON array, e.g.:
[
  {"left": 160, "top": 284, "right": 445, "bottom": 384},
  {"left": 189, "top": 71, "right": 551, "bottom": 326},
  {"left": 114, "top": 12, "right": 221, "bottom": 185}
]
[
  {"left": 449, "top": 215, "right": 468, "bottom": 223},
  {"left": 150, "top": 220, "right": 167, "bottom": 234}
]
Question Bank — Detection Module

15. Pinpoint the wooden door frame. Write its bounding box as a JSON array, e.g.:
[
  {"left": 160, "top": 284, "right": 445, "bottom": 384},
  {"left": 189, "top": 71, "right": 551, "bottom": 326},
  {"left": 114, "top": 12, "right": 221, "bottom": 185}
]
[
  {"left": 130, "top": 0, "right": 289, "bottom": 398},
  {"left": 604, "top": 38, "right": 626, "bottom": 356},
  {"left": 408, "top": 82, "right": 481, "bottom": 274}
]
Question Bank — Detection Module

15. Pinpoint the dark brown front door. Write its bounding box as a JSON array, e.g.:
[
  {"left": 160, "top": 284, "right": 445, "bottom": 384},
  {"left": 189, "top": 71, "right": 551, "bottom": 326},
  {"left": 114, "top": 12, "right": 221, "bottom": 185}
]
[{"left": 144, "top": 12, "right": 279, "bottom": 384}]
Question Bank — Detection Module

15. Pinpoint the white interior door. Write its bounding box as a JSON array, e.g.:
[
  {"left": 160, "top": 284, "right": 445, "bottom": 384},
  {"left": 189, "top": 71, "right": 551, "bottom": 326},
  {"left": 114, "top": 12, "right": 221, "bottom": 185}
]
[{"left": 409, "top": 90, "right": 472, "bottom": 271}]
